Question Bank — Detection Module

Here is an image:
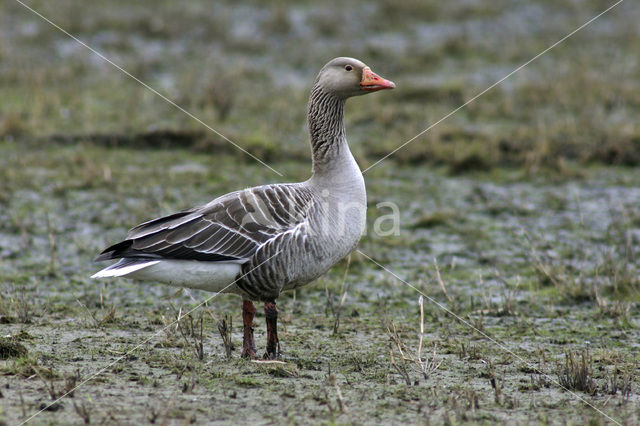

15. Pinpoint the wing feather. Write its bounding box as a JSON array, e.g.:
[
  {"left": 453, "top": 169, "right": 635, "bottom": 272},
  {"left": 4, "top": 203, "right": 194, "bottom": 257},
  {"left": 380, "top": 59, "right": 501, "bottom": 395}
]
[{"left": 94, "top": 184, "right": 313, "bottom": 263}]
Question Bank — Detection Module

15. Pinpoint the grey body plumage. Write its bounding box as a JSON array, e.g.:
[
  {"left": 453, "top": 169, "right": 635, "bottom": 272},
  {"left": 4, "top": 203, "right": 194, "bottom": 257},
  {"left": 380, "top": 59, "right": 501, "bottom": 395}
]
[{"left": 92, "top": 57, "right": 395, "bottom": 358}]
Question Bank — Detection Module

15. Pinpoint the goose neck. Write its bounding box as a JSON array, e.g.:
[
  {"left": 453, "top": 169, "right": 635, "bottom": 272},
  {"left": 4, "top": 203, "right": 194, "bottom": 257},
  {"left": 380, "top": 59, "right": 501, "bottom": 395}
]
[{"left": 308, "top": 85, "right": 347, "bottom": 174}]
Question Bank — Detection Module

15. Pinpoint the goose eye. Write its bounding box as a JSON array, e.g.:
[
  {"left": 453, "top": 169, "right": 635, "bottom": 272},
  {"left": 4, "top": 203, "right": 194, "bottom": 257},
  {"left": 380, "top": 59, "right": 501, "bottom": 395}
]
[{"left": 344, "top": 65, "right": 353, "bottom": 71}]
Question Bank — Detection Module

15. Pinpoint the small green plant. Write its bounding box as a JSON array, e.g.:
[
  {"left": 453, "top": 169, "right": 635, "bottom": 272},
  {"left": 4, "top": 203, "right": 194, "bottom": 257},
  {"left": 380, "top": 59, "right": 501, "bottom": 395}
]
[
  {"left": 0, "top": 337, "right": 28, "bottom": 360},
  {"left": 594, "top": 286, "right": 632, "bottom": 325},
  {"left": 603, "top": 366, "right": 633, "bottom": 399},
  {"left": 557, "top": 350, "right": 597, "bottom": 395}
]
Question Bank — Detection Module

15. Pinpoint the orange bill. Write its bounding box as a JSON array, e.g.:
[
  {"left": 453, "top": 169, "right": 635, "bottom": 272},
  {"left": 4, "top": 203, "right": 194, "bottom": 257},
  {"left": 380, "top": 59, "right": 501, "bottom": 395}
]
[{"left": 360, "top": 66, "right": 396, "bottom": 91}]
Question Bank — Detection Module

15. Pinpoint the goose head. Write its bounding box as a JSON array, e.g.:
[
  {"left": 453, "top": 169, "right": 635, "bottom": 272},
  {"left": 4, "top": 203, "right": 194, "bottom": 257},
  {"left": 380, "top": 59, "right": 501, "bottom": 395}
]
[{"left": 315, "top": 57, "right": 395, "bottom": 99}]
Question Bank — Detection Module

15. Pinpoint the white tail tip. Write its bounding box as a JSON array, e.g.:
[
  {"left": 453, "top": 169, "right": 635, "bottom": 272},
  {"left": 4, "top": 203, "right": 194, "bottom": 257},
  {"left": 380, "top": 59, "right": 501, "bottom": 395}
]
[{"left": 91, "top": 260, "right": 160, "bottom": 279}]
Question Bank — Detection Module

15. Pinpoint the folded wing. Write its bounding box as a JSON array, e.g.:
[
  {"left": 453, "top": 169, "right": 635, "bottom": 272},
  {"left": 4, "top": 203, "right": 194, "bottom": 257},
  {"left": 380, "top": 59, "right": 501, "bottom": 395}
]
[{"left": 94, "top": 184, "right": 313, "bottom": 263}]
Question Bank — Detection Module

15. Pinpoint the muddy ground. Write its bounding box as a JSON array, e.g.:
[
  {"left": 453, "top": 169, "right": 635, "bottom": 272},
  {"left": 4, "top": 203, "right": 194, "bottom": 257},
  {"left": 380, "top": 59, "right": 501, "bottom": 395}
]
[{"left": 1, "top": 0, "right": 640, "bottom": 425}]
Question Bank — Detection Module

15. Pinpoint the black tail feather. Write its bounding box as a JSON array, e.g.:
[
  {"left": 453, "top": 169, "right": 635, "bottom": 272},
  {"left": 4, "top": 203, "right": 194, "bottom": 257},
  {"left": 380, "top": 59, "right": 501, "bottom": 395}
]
[{"left": 93, "top": 240, "right": 134, "bottom": 262}]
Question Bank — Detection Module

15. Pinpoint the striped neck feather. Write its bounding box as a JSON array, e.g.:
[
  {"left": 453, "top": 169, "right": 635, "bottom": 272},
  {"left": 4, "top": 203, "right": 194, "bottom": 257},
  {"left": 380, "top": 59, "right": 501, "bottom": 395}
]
[{"left": 307, "top": 84, "right": 347, "bottom": 175}]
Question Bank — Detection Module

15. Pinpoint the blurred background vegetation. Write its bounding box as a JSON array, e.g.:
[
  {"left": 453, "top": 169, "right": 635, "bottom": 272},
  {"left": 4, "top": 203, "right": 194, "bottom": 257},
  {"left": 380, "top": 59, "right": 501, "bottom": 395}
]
[{"left": 2, "top": 0, "right": 639, "bottom": 173}]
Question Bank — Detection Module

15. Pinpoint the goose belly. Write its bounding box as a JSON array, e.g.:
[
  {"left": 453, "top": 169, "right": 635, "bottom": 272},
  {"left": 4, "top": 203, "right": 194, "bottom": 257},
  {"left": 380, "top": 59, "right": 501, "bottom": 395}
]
[{"left": 126, "top": 260, "right": 244, "bottom": 294}]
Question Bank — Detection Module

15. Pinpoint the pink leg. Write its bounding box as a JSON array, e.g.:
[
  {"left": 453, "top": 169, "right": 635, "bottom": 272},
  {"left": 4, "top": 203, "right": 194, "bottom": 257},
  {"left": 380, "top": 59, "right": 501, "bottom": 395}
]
[
  {"left": 241, "top": 300, "right": 257, "bottom": 359},
  {"left": 264, "top": 300, "right": 280, "bottom": 359}
]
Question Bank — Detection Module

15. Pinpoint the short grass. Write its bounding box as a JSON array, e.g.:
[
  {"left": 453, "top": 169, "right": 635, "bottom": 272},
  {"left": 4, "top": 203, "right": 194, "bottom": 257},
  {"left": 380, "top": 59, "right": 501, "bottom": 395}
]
[{"left": 1, "top": 142, "right": 638, "bottom": 424}]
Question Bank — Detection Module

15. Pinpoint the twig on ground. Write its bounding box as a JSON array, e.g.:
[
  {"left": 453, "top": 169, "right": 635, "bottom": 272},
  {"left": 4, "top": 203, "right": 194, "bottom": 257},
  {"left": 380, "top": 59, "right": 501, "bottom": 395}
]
[
  {"left": 328, "top": 373, "right": 347, "bottom": 413},
  {"left": 333, "top": 255, "right": 351, "bottom": 334},
  {"left": 45, "top": 211, "right": 56, "bottom": 276},
  {"left": 73, "top": 399, "right": 91, "bottom": 424},
  {"left": 417, "top": 296, "right": 442, "bottom": 379},
  {"left": 324, "top": 255, "right": 352, "bottom": 335},
  {"left": 387, "top": 296, "right": 442, "bottom": 384},
  {"left": 175, "top": 309, "right": 205, "bottom": 361},
  {"left": 217, "top": 314, "right": 233, "bottom": 359},
  {"left": 434, "top": 258, "right": 453, "bottom": 303}
]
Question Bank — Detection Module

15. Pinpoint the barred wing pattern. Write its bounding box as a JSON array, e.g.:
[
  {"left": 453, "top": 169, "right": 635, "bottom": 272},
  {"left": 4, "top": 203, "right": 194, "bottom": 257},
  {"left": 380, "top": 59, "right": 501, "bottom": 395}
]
[{"left": 95, "top": 184, "right": 314, "bottom": 264}]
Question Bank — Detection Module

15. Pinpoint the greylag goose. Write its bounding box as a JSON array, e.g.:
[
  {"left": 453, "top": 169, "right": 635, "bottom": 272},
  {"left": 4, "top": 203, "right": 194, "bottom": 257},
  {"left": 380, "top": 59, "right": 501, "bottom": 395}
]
[{"left": 92, "top": 57, "right": 395, "bottom": 359}]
